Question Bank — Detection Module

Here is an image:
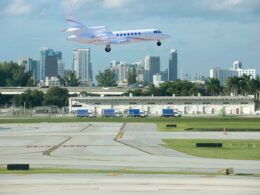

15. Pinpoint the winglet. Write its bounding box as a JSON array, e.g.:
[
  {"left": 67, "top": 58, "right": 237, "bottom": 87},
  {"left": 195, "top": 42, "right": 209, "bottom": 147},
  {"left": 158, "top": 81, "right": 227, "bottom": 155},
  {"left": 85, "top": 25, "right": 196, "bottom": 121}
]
[{"left": 66, "top": 16, "right": 85, "bottom": 28}]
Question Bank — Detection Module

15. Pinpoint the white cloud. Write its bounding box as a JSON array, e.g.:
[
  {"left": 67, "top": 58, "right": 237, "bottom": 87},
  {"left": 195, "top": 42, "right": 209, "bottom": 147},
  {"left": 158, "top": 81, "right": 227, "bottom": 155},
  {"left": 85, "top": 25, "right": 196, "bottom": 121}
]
[
  {"left": 3, "top": 0, "right": 32, "bottom": 15},
  {"left": 103, "top": 0, "right": 131, "bottom": 9}
]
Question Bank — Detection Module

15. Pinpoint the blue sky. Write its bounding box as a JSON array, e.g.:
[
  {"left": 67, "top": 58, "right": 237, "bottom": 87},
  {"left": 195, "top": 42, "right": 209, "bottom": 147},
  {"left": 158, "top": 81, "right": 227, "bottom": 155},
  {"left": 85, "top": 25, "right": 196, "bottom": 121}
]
[{"left": 0, "top": 0, "right": 260, "bottom": 78}]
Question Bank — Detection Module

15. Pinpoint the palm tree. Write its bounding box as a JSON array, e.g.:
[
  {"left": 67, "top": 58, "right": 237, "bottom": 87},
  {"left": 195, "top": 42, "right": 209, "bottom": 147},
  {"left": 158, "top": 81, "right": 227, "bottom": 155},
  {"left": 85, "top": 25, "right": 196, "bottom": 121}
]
[
  {"left": 205, "top": 78, "right": 221, "bottom": 96},
  {"left": 96, "top": 69, "right": 116, "bottom": 87},
  {"left": 227, "top": 76, "right": 240, "bottom": 96},
  {"left": 240, "top": 75, "right": 251, "bottom": 96}
]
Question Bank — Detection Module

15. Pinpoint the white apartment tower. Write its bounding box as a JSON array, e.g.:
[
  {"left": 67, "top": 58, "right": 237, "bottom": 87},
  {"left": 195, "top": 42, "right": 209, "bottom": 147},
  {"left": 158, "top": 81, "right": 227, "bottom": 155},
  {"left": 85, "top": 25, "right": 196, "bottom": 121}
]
[{"left": 73, "top": 48, "right": 93, "bottom": 84}]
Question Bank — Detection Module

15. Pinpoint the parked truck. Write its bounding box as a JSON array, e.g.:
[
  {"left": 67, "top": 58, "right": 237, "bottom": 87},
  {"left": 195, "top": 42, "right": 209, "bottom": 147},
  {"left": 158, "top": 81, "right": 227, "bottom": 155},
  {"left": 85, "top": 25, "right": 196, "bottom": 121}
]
[
  {"left": 128, "top": 109, "right": 148, "bottom": 117},
  {"left": 102, "top": 109, "right": 123, "bottom": 117},
  {"left": 162, "top": 109, "right": 182, "bottom": 117},
  {"left": 75, "top": 109, "right": 95, "bottom": 118}
]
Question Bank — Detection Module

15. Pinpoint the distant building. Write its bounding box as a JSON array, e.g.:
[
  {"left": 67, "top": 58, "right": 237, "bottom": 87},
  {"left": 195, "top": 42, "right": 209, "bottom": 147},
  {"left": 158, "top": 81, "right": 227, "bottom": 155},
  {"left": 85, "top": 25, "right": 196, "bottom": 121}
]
[
  {"left": 160, "top": 69, "right": 168, "bottom": 82},
  {"left": 73, "top": 48, "right": 93, "bottom": 85},
  {"left": 232, "top": 60, "right": 242, "bottom": 70},
  {"left": 237, "top": 68, "right": 256, "bottom": 79},
  {"left": 153, "top": 74, "right": 164, "bottom": 87},
  {"left": 18, "top": 57, "right": 40, "bottom": 83},
  {"left": 210, "top": 60, "right": 256, "bottom": 85},
  {"left": 45, "top": 76, "right": 60, "bottom": 87},
  {"left": 58, "top": 60, "right": 65, "bottom": 78},
  {"left": 168, "top": 50, "right": 178, "bottom": 81},
  {"left": 144, "top": 56, "right": 160, "bottom": 84},
  {"left": 136, "top": 62, "right": 144, "bottom": 83},
  {"left": 40, "top": 48, "right": 62, "bottom": 80},
  {"left": 210, "top": 67, "right": 237, "bottom": 85}
]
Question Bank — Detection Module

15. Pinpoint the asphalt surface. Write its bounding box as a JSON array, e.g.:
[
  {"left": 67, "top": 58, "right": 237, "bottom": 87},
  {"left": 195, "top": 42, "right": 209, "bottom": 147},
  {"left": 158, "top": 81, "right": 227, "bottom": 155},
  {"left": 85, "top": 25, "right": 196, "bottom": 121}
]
[
  {"left": 1, "top": 174, "right": 260, "bottom": 195},
  {"left": 0, "top": 122, "right": 260, "bottom": 174}
]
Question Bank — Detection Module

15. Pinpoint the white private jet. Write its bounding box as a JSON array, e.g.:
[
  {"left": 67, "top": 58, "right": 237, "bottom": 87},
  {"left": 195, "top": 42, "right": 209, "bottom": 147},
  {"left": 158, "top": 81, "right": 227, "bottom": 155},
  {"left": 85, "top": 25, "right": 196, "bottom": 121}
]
[{"left": 64, "top": 17, "right": 170, "bottom": 52}]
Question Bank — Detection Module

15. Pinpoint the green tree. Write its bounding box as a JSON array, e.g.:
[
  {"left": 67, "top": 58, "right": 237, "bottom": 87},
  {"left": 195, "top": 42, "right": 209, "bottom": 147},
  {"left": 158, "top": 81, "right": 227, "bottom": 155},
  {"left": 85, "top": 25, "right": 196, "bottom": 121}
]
[
  {"left": 13, "top": 89, "right": 44, "bottom": 108},
  {"left": 127, "top": 67, "right": 137, "bottom": 85},
  {"left": 227, "top": 76, "right": 240, "bottom": 96},
  {"left": 205, "top": 78, "right": 222, "bottom": 96},
  {"left": 96, "top": 69, "right": 116, "bottom": 87},
  {"left": 0, "top": 61, "right": 34, "bottom": 86},
  {"left": 60, "top": 71, "right": 80, "bottom": 87},
  {"left": 44, "top": 87, "right": 69, "bottom": 107},
  {"left": 239, "top": 75, "right": 252, "bottom": 96}
]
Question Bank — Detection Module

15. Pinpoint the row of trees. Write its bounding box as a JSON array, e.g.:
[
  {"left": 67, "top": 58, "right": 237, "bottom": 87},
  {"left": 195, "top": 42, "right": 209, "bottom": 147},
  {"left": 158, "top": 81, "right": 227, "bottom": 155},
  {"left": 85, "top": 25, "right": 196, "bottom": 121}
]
[
  {"left": 12, "top": 87, "right": 69, "bottom": 108},
  {"left": 0, "top": 62, "right": 34, "bottom": 86},
  {"left": 125, "top": 75, "right": 260, "bottom": 98},
  {"left": 95, "top": 68, "right": 137, "bottom": 87}
]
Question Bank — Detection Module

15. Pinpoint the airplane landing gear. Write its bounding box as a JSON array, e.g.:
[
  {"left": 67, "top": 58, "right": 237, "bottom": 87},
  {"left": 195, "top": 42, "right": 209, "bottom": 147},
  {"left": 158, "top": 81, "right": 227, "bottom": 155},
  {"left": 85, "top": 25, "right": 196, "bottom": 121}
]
[
  {"left": 157, "top": 41, "right": 161, "bottom": 46},
  {"left": 105, "top": 45, "right": 111, "bottom": 52}
]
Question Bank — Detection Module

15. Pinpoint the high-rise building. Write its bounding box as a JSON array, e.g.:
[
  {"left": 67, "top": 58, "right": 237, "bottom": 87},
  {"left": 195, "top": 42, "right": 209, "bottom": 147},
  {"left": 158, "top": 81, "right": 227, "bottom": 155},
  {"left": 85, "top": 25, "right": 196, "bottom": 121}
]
[
  {"left": 232, "top": 60, "right": 242, "bottom": 70},
  {"left": 210, "top": 67, "right": 237, "bottom": 85},
  {"left": 40, "top": 48, "right": 62, "bottom": 80},
  {"left": 144, "top": 56, "right": 160, "bottom": 83},
  {"left": 58, "top": 60, "right": 65, "bottom": 78},
  {"left": 210, "top": 60, "right": 256, "bottom": 85},
  {"left": 18, "top": 57, "right": 40, "bottom": 83},
  {"left": 153, "top": 73, "right": 164, "bottom": 87},
  {"left": 168, "top": 49, "right": 178, "bottom": 81},
  {"left": 73, "top": 48, "right": 93, "bottom": 85},
  {"left": 160, "top": 69, "right": 168, "bottom": 82},
  {"left": 136, "top": 61, "right": 144, "bottom": 83}
]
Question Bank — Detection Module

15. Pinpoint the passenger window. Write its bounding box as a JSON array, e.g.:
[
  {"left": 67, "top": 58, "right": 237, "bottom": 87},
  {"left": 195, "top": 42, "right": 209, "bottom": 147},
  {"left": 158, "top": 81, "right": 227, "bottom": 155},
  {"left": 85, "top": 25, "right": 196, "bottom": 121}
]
[
  {"left": 127, "top": 33, "right": 130, "bottom": 35},
  {"left": 131, "top": 33, "right": 133, "bottom": 35},
  {"left": 124, "top": 33, "right": 126, "bottom": 36}
]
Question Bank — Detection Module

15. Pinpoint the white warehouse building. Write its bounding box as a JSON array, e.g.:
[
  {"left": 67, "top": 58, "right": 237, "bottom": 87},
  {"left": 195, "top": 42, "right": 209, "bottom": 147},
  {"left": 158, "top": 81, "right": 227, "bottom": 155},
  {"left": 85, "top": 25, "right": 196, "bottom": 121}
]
[{"left": 69, "top": 96, "right": 255, "bottom": 116}]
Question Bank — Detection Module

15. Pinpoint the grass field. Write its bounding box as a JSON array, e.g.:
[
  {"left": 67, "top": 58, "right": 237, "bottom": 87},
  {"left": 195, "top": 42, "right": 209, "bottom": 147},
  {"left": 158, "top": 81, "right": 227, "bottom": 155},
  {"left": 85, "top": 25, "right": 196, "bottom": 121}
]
[
  {"left": 0, "top": 117, "right": 259, "bottom": 132},
  {"left": 162, "top": 139, "right": 260, "bottom": 160}
]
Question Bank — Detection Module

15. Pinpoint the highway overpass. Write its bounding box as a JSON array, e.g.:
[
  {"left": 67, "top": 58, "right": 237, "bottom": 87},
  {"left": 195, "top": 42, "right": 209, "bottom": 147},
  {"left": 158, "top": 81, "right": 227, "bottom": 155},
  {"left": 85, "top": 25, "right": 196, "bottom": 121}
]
[{"left": 0, "top": 87, "right": 129, "bottom": 96}]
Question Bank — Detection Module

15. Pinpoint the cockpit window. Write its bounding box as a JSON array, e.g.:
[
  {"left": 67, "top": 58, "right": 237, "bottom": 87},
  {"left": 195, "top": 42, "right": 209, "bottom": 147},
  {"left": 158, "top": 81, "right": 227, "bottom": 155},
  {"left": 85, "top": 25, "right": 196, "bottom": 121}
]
[{"left": 154, "top": 30, "right": 162, "bottom": 33}]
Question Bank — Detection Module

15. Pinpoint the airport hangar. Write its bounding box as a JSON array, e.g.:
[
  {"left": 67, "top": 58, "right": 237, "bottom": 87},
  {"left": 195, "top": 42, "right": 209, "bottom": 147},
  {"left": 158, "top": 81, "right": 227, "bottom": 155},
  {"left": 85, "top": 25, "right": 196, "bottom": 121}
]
[{"left": 69, "top": 96, "right": 255, "bottom": 116}]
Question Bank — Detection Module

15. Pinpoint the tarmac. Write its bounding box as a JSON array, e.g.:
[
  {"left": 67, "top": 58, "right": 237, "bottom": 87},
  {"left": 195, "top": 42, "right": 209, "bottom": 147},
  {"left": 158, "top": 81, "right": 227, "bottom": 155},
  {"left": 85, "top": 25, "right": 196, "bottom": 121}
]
[
  {"left": 1, "top": 174, "right": 260, "bottom": 195},
  {"left": 0, "top": 122, "right": 260, "bottom": 174}
]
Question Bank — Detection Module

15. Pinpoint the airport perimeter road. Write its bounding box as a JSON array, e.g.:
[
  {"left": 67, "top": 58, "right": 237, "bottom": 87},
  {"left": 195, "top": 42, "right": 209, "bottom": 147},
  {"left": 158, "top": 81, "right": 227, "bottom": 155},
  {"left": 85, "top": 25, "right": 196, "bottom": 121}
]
[
  {"left": 0, "top": 123, "right": 260, "bottom": 174},
  {"left": 1, "top": 174, "right": 260, "bottom": 195}
]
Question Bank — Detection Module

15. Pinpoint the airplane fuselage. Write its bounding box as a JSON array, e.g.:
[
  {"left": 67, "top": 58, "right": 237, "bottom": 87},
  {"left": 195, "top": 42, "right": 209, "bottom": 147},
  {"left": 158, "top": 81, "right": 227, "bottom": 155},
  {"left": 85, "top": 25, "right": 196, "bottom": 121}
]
[{"left": 65, "top": 17, "right": 170, "bottom": 52}]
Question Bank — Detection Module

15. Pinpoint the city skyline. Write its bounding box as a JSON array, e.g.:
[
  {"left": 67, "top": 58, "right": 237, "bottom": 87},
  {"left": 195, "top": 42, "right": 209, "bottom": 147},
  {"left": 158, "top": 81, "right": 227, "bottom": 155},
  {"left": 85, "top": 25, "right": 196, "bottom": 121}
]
[{"left": 1, "top": 0, "right": 260, "bottom": 78}]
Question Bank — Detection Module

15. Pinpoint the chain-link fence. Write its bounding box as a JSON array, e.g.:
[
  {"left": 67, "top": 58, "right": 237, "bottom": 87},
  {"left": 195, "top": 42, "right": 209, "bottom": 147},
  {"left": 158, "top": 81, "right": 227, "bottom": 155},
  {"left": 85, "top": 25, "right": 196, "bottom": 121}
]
[{"left": 0, "top": 106, "right": 70, "bottom": 118}]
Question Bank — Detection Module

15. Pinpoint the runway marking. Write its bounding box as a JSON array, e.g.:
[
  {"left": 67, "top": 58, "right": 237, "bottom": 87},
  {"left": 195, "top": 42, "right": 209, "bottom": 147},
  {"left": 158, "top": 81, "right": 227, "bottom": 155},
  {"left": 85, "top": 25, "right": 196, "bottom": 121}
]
[
  {"left": 80, "top": 124, "right": 92, "bottom": 132},
  {"left": 42, "top": 137, "right": 72, "bottom": 156},
  {"left": 114, "top": 123, "right": 154, "bottom": 155},
  {"left": 115, "top": 123, "right": 126, "bottom": 141}
]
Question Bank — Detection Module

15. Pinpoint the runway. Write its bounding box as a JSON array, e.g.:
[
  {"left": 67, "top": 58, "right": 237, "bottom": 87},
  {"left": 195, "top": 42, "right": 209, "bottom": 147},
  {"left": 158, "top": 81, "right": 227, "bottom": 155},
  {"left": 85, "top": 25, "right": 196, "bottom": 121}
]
[
  {"left": 0, "top": 122, "right": 260, "bottom": 174},
  {"left": 1, "top": 174, "right": 260, "bottom": 195}
]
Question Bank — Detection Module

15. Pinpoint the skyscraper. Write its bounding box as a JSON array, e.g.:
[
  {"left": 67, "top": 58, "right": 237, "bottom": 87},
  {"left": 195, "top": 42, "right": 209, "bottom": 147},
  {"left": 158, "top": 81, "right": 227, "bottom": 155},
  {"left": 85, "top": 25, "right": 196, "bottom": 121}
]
[
  {"left": 40, "top": 48, "right": 62, "bottom": 80},
  {"left": 58, "top": 60, "right": 65, "bottom": 78},
  {"left": 18, "top": 57, "right": 40, "bottom": 83},
  {"left": 144, "top": 56, "right": 160, "bottom": 83},
  {"left": 168, "top": 49, "right": 178, "bottom": 81},
  {"left": 73, "top": 48, "right": 93, "bottom": 85}
]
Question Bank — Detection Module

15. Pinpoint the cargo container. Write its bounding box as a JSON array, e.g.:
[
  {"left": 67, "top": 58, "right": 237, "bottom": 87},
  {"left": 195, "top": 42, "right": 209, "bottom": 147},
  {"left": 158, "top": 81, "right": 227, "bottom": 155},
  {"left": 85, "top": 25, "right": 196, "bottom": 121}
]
[
  {"left": 162, "top": 109, "right": 182, "bottom": 117},
  {"left": 102, "top": 109, "right": 115, "bottom": 117},
  {"left": 162, "top": 109, "right": 175, "bottom": 117},
  {"left": 128, "top": 109, "right": 140, "bottom": 117},
  {"left": 75, "top": 109, "right": 95, "bottom": 117},
  {"left": 128, "top": 109, "right": 148, "bottom": 117},
  {"left": 102, "top": 109, "right": 123, "bottom": 117}
]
